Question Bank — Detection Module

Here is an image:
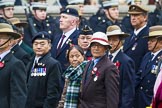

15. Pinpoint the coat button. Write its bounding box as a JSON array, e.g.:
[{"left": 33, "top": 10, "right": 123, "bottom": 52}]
[{"left": 140, "top": 86, "right": 143, "bottom": 90}]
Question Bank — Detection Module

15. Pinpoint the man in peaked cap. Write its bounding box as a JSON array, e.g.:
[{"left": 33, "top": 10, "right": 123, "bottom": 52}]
[
  {"left": 78, "top": 25, "right": 93, "bottom": 60},
  {"left": 0, "top": 23, "right": 27, "bottom": 108},
  {"left": 24, "top": 0, "right": 59, "bottom": 47},
  {"left": 0, "top": 0, "right": 18, "bottom": 31},
  {"left": 79, "top": 32, "right": 119, "bottom": 108},
  {"left": 89, "top": 0, "right": 125, "bottom": 33},
  {"left": 0, "top": 0, "right": 15, "bottom": 19},
  {"left": 26, "top": 31, "right": 62, "bottom": 108},
  {"left": 107, "top": 25, "right": 135, "bottom": 108},
  {"left": 134, "top": 25, "right": 162, "bottom": 108},
  {"left": 123, "top": 4, "right": 149, "bottom": 72}
]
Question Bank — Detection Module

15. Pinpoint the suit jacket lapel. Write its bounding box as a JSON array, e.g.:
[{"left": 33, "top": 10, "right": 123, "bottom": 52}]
[
  {"left": 81, "top": 61, "right": 90, "bottom": 97},
  {"left": 56, "top": 30, "right": 78, "bottom": 57},
  {"left": 0, "top": 52, "right": 12, "bottom": 70},
  {"left": 81, "top": 55, "right": 106, "bottom": 97},
  {"left": 124, "top": 27, "right": 148, "bottom": 52}
]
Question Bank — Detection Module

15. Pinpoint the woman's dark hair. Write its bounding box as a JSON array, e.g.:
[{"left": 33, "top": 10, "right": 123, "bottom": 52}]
[{"left": 66, "top": 45, "right": 84, "bottom": 61}]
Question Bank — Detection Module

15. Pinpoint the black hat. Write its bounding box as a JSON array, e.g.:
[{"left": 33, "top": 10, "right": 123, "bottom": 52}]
[
  {"left": 60, "top": 8, "right": 79, "bottom": 17},
  {"left": 80, "top": 25, "right": 93, "bottom": 35},
  {"left": 32, "top": 31, "right": 51, "bottom": 43}
]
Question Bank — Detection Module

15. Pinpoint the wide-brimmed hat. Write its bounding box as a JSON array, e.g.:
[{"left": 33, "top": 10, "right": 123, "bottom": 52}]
[
  {"left": 8, "top": 17, "right": 28, "bottom": 27},
  {"left": 0, "top": 0, "right": 15, "bottom": 8},
  {"left": 31, "top": 1, "right": 48, "bottom": 10},
  {"left": 0, "top": 23, "right": 21, "bottom": 39},
  {"left": 103, "top": 0, "right": 119, "bottom": 9},
  {"left": 144, "top": 25, "right": 162, "bottom": 38},
  {"left": 90, "top": 32, "right": 111, "bottom": 48},
  {"left": 106, "top": 25, "right": 130, "bottom": 38},
  {"left": 128, "top": 5, "right": 148, "bottom": 14}
]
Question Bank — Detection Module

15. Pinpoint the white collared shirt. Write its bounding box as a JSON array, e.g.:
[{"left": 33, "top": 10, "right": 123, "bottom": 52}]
[
  {"left": 134, "top": 24, "right": 147, "bottom": 36},
  {"left": 152, "top": 49, "right": 162, "bottom": 61},
  {"left": 57, "top": 28, "right": 76, "bottom": 48},
  {"left": 0, "top": 50, "right": 10, "bottom": 61},
  {"left": 109, "top": 48, "right": 121, "bottom": 61}
]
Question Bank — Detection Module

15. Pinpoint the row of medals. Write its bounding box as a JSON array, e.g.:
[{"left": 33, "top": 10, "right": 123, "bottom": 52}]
[{"left": 31, "top": 68, "right": 46, "bottom": 76}]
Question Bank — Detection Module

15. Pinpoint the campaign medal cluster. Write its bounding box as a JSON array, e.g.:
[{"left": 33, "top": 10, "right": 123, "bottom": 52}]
[{"left": 31, "top": 62, "right": 46, "bottom": 77}]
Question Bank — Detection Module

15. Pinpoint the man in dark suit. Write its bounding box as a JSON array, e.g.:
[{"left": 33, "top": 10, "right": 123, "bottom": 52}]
[
  {"left": 106, "top": 25, "right": 135, "bottom": 108},
  {"left": 26, "top": 31, "right": 62, "bottom": 108},
  {"left": 134, "top": 25, "right": 162, "bottom": 108},
  {"left": 123, "top": 4, "right": 149, "bottom": 72},
  {"left": 0, "top": 23, "right": 27, "bottom": 108},
  {"left": 51, "top": 8, "right": 80, "bottom": 73},
  {"left": 79, "top": 32, "right": 119, "bottom": 108}
]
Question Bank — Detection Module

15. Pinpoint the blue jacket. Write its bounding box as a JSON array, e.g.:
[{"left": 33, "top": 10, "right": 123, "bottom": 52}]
[
  {"left": 112, "top": 50, "right": 135, "bottom": 108},
  {"left": 123, "top": 26, "right": 149, "bottom": 72},
  {"left": 134, "top": 51, "right": 162, "bottom": 108}
]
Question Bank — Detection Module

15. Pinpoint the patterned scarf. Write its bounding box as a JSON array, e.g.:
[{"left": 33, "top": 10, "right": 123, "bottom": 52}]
[{"left": 63, "top": 61, "right": 88, "bottom": 108}]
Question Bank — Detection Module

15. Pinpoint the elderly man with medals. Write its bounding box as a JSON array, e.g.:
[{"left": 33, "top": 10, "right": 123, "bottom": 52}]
[
  {"left": 26, "top": 31, "right": 62, "bottom": 108},
  {"left": 135, "top": 25, "right": 162, "bottom": 108}
]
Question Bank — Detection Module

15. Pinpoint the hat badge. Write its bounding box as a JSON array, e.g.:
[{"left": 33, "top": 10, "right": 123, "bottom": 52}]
[
  {"left": 42, "top": 34, "right": 45, "bottom": 38},
  {"left": 67, "top": 9, "right": 70, "bottom": 13},
  {"left": 132, "top": 6, "right": 136, "bottom": 10}
]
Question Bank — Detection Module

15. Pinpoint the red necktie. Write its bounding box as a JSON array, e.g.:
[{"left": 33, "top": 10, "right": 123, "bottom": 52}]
[{"left": 57, "top": 35, "right": 66, "bottom": 55}]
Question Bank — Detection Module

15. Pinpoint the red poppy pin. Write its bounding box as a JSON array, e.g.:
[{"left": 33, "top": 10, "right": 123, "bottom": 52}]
[
  {"left": 92, "top": 67, "right": 100, "bottom": 81},
  {"left": 0, "top": 61, "right": 5, "bottom": 68},
  {"left": 114, "top": 60, "right": 120, "bottom": 69}
]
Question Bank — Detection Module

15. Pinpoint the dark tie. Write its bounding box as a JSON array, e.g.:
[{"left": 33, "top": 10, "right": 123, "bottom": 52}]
[
  {"left": 130, "top": 33, "right": 136, "bottom": 42},
  {"left": 85, "top": 60, "right": 94, "bottom": 83},
  {"left": 57, "top": 35, "right": 66, "bottom": 55},
  {"left": 146, "top": 54, "right": 154, "bottom": 68},
  {"left": 109, "top": 54, "right": 113, "bottom": 61}
]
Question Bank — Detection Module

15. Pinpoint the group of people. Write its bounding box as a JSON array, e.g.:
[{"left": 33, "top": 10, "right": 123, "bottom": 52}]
[{"left": 0, "top": 0, "right": 162, "bottom": 108}]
